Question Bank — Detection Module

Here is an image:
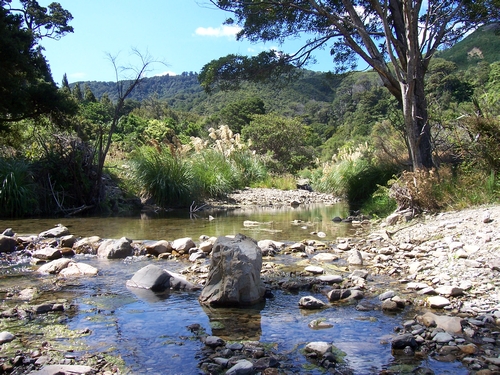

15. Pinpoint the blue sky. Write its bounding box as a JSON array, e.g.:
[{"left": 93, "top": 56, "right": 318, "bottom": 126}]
[{"left": 37, "top": 0, "right": 337, "bottom": 84}]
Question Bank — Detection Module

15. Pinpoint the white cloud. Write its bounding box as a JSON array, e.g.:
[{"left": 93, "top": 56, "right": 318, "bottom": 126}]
[{"left": 195, "top": 25, "right": 242, "bottom": 38}]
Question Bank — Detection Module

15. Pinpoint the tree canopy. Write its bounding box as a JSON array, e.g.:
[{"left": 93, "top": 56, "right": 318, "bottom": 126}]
[
  {"left": 0, "top": 0, "right": 74, "bottom": 124},
  {"left": 201, "top": 0, "right": 500, "bottom": 170}
]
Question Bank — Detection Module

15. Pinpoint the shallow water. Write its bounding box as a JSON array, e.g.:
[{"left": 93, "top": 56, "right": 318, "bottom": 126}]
[
  {"left": 0, "top": 203, "right": 353, "bottom": 242},
  {"left": 0, "top": 205, "right": 470, "bottom": 374}
]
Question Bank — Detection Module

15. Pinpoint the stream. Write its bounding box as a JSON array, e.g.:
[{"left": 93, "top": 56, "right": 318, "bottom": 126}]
[{"left": 0, "top": 204, "right": 469, "bottom": 374}]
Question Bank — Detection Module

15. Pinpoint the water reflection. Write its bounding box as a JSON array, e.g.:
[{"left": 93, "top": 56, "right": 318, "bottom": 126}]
[
  {"left": 202, "top": 302, "right": 265, "bottom": 341},
  {"left": 0, "top": 203, "right": 353, "bottom": 242}
]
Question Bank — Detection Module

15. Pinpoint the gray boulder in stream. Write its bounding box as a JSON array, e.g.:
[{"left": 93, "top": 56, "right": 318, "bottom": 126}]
[
  {"left": 199, "top": 234, "right": 266, "bottom": 307},
  {"left": 126, "top": 264, "right": 200, "bottom": 291}
]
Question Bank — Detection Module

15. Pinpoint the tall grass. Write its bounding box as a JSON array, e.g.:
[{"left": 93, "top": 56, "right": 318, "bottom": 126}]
[
  {"left": 130, "top": 142, "right": 269, "bottom": 207},
  {"left": 0, "top": 158, "right": 37, "bottom": 217},
  {"left": 130, "top": 145, "right": 193, "bottom": 207},
  {"left": 191, "top": 149, "right": 238, "bottom": 198},
  {"left": 313, "top": 144, "right": 398, "bottom": 209}
]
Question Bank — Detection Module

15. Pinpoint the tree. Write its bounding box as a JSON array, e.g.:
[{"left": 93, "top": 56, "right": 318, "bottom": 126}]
[
  {"left": 91, "top": 50, "right": 156, "bottom": 205},
  {"left": 0, "top": 0, "right": 74, "bottom": 123},
  {"left": 242, "top": 113, "right": 314, "bottom": 173},
  {"left": 219, "top": 97, "right": 265, "bottom": 133},
  {"left": 201, "top": 0, "right": 500, "bottom": 170}
]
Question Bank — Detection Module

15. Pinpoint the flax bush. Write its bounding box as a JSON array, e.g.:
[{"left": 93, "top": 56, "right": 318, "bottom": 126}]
[
  {"left": 130, "top": 145, "right": 193, "bottom": 208},
  {"left": 0, "top": 158, "right": 37, "bottom": 217}
]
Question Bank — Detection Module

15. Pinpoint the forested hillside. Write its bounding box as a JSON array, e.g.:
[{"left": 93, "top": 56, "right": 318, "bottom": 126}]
[{"left": 1, "top": 0, "right": 499, "bottom": 219}]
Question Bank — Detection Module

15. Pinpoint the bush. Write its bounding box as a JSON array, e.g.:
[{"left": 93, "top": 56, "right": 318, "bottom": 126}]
[
  {"left": 191, "top": 149, "right": 238, "bottom": 198},
  {"left": 313, "top": 144, "right": 398, "bottom": 209},
  {"left": 0, "top": 158, "right": 37, "bottom": 217},
  {"left": 389, "top": 169, "right": 442, "bottom": 212},
  {"left": 131, "top": 145, "right": 193, "bottom": 208}
]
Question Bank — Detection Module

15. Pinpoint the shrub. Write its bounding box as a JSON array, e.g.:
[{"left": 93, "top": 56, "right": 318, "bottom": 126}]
[
  {"left": 389, "top": 169, "right": 442, "bottom": 212},
  {"left": 190, "top": 149, "right": 238, "bottom": 198},
  {"left": 0, "top": 158, "right": 37, "bottom": 217},
  {"left": 313, "top": 144, "right": 398, "bottom": 209},
  {"left": 130, "top": 145, "right": 193, "bottom": 208}
]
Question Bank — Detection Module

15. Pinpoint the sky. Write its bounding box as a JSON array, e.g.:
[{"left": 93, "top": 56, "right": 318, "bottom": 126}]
[{"left": 35, "top": 0, "right": 338, "bottom": 84}]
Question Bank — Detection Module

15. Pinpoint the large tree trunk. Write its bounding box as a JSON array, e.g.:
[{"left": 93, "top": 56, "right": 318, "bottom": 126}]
[{"left": 401, "top": 62, "right": 433, "bottom": 170}]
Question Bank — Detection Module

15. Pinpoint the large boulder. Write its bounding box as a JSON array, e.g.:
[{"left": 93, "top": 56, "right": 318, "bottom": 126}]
[
  {"left": 0, "top": 234, "right": 17, "bottom": 253},
  {"left": 199, "top": 234, "right": 266, "bottom": 307},
  {"left": 126, "top": 264, "right": 200, "bottom": 291},
  {"left": 97, "top": 237, "right": 133, "bottom": 259}
]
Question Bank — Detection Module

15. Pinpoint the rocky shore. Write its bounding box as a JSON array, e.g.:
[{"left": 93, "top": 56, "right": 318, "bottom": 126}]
[{"left": 0, "top": 188, "right": 499, "bottom": 374}]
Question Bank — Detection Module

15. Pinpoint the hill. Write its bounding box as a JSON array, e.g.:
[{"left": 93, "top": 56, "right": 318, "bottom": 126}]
[
  {"left": 437, "top": 23, "right": 500, "bottom": 70},
  {"left": 76, "top": 24, "right": 500, "bottom": 115}
]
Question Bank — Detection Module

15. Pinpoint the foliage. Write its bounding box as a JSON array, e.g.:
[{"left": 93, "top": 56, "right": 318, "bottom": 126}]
[
  {"left": 0, "top": 157, "right": 37, "bottom": 217},
  {"left": 314, "top": 144, "right": 398, "bottom": 209},
  {"left": 389, "top": 169, "right": 442, "bottom": 213},
  {"left": 437, "top": 24, "right": 500, "bottom": 70},
  {"left": 360, "top": 185, "right": 397, "bottom": 218},
  {"left": 130, "top": 125, "right": 268, "bottom": 207},
  {"left": 218, "top": 97, "right": 265, "bottom": 134},
  {"left": 130, "top": 145, "right": 193, "bottom": 208},
  {"left": 242, "top": 114, "right": 315, "bottom": 174},
  {"left": 253, "top": 174, "right": 297, "bottom": 190},
  {"left": 202, "top": 0, "right": 500, "bottom": 170},
  {"left": 0, "top": 1, "right": 75, "bottom": 124}
]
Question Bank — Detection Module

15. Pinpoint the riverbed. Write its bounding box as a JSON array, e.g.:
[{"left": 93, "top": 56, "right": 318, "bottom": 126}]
[{"left": 2, "top": 200, "right": 497, "bottom": 374}]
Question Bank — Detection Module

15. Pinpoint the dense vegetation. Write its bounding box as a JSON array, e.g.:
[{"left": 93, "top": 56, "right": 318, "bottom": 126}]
[{"left": 0, "top": 0, "right": 499, "bottom": 218}]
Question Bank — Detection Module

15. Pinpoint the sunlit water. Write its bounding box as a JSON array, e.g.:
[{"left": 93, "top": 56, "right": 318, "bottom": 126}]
[{"left": 0, "top": 204, "right": 469, "bottom": 374}]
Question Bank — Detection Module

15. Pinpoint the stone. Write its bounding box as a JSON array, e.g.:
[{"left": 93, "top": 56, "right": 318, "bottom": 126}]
[
  {"left": 381, "top": 299, "right": 400, "bottom": 311},
  {"left": 0, "top": 234, "right": 17, "bottom": 253},
  {"left": 33, "top": 247, "right": 62, "bottom": 261},
  {"left": 226, "top": 359, "right": 254, "bottom": 375},
  {"left": 37, "top": 258, "right": 72, "bottom": 274},
  {"left": 337, "top": 242, "right": 351, "bottom": 250},
  {"left": 60, "top": 235, "right": 77, "bottom": 248},
  {"left": 386, "top": 213, "right": 401, "bottom": 225},
  {"left": 18, "top": 288, "right": 37, "bottom": 300},
  {"left": 199, "top": 234, "right": 265, "bottom": 306},
  {"left": 434, "top": 286, "right": 464, "bottom": 296},
  {"left": 171, "top": 237, "right": 196, "bottom": 254},
  {"left": 392, "top": 333, "right": 418, "bottom": 350},
  {"left": 433, "top": 332, "right": 453, "bottom": 343},
  {"left": 312, "top": 253, "right": 338, "bottom": 262},
  {"left": 304, "top": 265, "right": 324, "bottom": 274},
  {"left": 126, "top": 264, "right": 199, "bottom": 291},
  {"left": 97, "top": 237, "right": 133, "bottom": 259},
  {"left": 38, "top": 224, "right": 69, "bottom": 238},
  {"left": 309, "top": 319, "right": 333, "bottom": 329},
  {"left": 458, "top": 344, "right": 478, "bottom": 354},
  {"left": 299, "top": 296, "right": 326, "bottom": 309},
  {"left": 1, "top": 228, "right": 14, "bottom": 236},
  {"left": 73, "top": 236, "right": 101, "bottom": 254},
  {"left": 378, "top": 290, "right": 396, "bottom": 301},
  {"left": 427, "top": 296, "right": 450, "bottom": 308},
  {"left": 204, "top": 336, "right": 225, "bottom": 348},
  {"left": 305, "top": 341, "right": 331, "bottom": 356},
  {"left": 29, "top": 365, "right": 94, "bottom": 375},
  {"left": 145, "top": 240, "right": 172, "bottom": 256},
  {"left": 199, "top": 240, "right": 214, "bottom": 253},
  {"left": 58, "top": 262, "right": 98, "bottom": 277},
  {"left": 347, "top": 249, "right": 363, "bottom": 266},
  {"left": 317, "top": 275, "right": 343, "bottom": 284},
  {"left": 0, "top": 331, "right": 15, "bottom": 344}
]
